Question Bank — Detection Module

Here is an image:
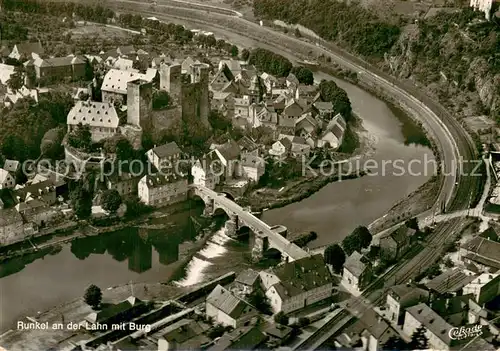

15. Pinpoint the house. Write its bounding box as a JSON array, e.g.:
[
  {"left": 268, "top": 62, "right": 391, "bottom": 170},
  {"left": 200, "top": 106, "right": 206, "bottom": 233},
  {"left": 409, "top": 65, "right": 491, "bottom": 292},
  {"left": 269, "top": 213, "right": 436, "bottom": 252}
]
[
  {"left": 336, "top": 308, "right": 399, "bottom": 351},
  {"left": 403, "top": 303, "right": 455, "bottom": 350},
  {"left": 313, "top": 101, "right": 334, "bottom": 119},
  {"left": 260, "top": 72, "right": 279, "bottom": 94},
  {"left": 138, "top": 174, "right": 187, "bottom": 207},
  {"left": 286, "top": 73, "right": 299, "bottom": 87},
  {"left": 429, "top": 294, "right": 472, "bottom": 327},
  {"left": 379, "top": 225, "right": 414, "bottom": 261},
  {"left": 386, "top": 284, "right": 429, "bottom": 325},
  {"left": 234, "top": 96, "right": 251, "bottom": 119},
  {"left": 237, "top": 136, "right": 260, "bottom": 155},
  {"left": 146, "top": 142, "right": 182, "bottom": 173},
  {"left": 212, "top": 140, "right": 242, "bottom": 180},
  {"left": 9, "top": 42, "right": 44, "bottom": 61},
  {"left": 279, "top": 134, "right": 311, "bottom": 158},
  {"left": 264, "top": 324, "right": 293, "bottom": 345},
  {"left": 191, "top": 153, "right": 221, "bottom": 190},
  {"left": 460, "top": 236, "right": 500, "bottom": 271},
  {"left": 0, "top": 63, "right": 16, "bottom": 85},
  {"left": 101, "top": 68, "right": 156, "bottom": 102},
  {"left": 280, "top": 99, "right": 303, "bottom": 129},
  {"left": 207, "top": 325, "right": 267, "bottom": 351},
  {"left": 317, "top": 113, "right": 346, "bottom": 150},
  {"left": 84, "top": 296, "right": 148, "bottom": 327},
  {"left": 241, "top": 155, "right": 265, "bottom": 182},
  {"left": 463, "top": 273, "right": 500, "bottom": 305},
  {"left": 31, "top": 55, "right": 86, "bottom": 82},
  {"left": 424, "top": 267, "right": 477, "bottom": 296},
  {"left": 0, "top": 208, "right": 24, "bottom": 246},
  {"left": 66, "top": 100, "right": 119, "bottom": 142},
  {"left": 295, "top": 84, "right": 320, "bottom": 103},
  {"left": 211, "top": 91, "right": 235, "bottom": 118},
  {"left": 218, "top": 59, "right": 242, "bottom": 76},
  {"left": 210, "top": 64, "right": 234, "bottom": 91},
  {"left": 0, "top": 168, "right": 16, "bottom": 189},
  {"left": 260, "top": 254, "right": 334, "bottom": 314},
  {"left": 15, "top": 199, "right": 59, "bottom": 227},
  {"left": 181, "top": 56, "right": 195, "bottom": 73},
  {"left": 14, "top": 179, "right": 58, "bottom": 205},
  {"left": 234, "top": 268, "right": 261, "bottom": 294},
  {"left": 342, "top": 251, "right": 373, "bottom": 293},
  {"left": 269, "top": 138, "right": 292, "bottom": 160},
  {"left": 295, "top": 113, "right": 319, "bottom": 138},
  {"left": 157, "top": 318, "right": 211, "bottom": 351},
  {"left": 206, "top": 284, "right": 258, "bottom": 328},
  {"left": 248, "top": 102, "right": 278, "bottom": 129},
  {"left": 105, "top": 171, "right": 142, "bottom": 196}
]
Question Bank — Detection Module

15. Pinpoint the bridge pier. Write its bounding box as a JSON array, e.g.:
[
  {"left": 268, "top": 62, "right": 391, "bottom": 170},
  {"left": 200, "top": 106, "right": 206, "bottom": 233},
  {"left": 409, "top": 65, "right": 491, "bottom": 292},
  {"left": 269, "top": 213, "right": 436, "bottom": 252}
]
[
  {"left": 252, "top": 232, "right": 269, "bottom": 262},
  {"left": 203, "top": 198, "right": 214, "bottom": 217},
  {"left": 224, "top": 214, "right": 239, "bottom": 238}
]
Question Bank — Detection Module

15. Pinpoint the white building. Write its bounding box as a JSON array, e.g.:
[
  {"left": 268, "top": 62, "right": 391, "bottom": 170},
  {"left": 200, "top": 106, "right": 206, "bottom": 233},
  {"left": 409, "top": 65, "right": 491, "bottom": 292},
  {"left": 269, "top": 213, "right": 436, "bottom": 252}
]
[
  {"left": 463, "top": 273, "right": 500, "bottom": 305},
  {"left": 0, "top": 168, "right": 15, "bottom": 189},
  {"left": 342, "top": 251, "right": 372, "bottom": 294},
  {"left": 101, "top": 68, "right": 157, "bottom": 102},
  {"left": 146, "top": 142, "right": 182, "bottom": 173},
  {"left": 403, "top": 303, "right": 453, "bottom": 350},
  {"left": 206, "top": 284, "right": 258, "bottom": 328},
  {"left": 138, "top": 174, "right": 188, "bottom": 207},
  {"left": 260, "top": 254, "right": 333, "bottom": 314},
  {"left": 66, "top": 101, "right": 119, "bottom": 142},
  {"left": 317, "top": 113, "right": 346, "bottom": 150},
  {"left": 241, "top": 154, "right": 265, "bottom": 182},
  {"left": 470, "top": 0, "right": 496, "bottom": 20},
  {"left": 191, "top": 157, "right": 220, "bottom": 190}
]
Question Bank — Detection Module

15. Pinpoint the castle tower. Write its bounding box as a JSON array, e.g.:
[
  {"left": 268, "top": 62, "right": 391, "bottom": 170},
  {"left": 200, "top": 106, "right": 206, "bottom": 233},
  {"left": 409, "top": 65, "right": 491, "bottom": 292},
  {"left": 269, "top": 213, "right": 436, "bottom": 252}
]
[
  {"left": 159, "top": 62, "right": 182, "bottom": 99},
  {"left": 180, "top": 63, "right": 210, "bottom": 128},
  {"left": 190, "top": 63, "right": 210, "bottom": 127},
  {"left": 127, "top": 79, "right": 153, "bottom": 132}
]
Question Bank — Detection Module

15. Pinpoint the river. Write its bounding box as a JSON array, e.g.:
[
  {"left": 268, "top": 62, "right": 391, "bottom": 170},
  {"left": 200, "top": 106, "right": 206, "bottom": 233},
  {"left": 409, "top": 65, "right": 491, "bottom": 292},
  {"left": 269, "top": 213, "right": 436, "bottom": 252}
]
[{"left": 0, "top": 73, "right": 433, "bottom": 332}]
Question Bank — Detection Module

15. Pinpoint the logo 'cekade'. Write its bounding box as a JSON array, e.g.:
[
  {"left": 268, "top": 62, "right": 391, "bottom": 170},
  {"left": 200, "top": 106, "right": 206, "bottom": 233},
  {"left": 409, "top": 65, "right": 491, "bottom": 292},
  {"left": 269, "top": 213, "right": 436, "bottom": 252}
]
[{"left": 448, "top": 324, "right": 483, "bottom": 340}]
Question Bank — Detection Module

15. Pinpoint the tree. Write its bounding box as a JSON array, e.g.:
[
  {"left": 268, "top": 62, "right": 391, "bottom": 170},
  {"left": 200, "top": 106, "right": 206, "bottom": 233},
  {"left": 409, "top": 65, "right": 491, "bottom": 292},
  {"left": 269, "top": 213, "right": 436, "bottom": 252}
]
[
  {"left": 208, "top": 110, "right": 232, "bottom": 132},
  {"left": 324, "top": 244, "right": 346, "bottom": 273},
  {"left": 294, "top": 28, "right": 302, "bottom": 37},
  {"left": 240, "top": 48, "right": 250, "bottom": 61},
  {"left": 103, "top": 135, "right": 134, "bottom": 160},
  {"left": 70, "top": 181, "right": 92, "bottom": 219},
  {"left": 101, "top": 189, "right": 122, "bottom": 213},
  {"left": 382, "top": 335, "right": 409, "bottom": 350},
  {"left": 230, "top": 45, "right": 239, "bottom": 57},
  {"left": 7, "top": 70, "right": 23, "bottom": 91},
  {"left": 291, "top": 66, "right": 314, "bottom": 85},
  {"left": 353, "top": 226, "right": 372, "bottom": 248},
  {"left": 247, "top": 289, "right": 272, "bottom": 315},
  {"left": 405, "top": 217, "right": 419, "bottom": 231},
  {"left": 274, "top": 311, "right": 289, "bottom": 325},
  {"left": 248, "top": 48, "right": 293, "bottom": 77},
  {"left": 68, "top": 123, "right": 92, "bottom": 151},
  {"left": 409, "top": 326, "right": 429, "bottom": 350},
  {"left": 40, "top": 126, "right": 65, "bottom": 159},
  {"left": 319, "top": 80, "right": 352, "bottom": 121},
  {"left": 205, "top": 35, "right": 216, "bottom": 48},
  {"left": 297, "top": 317, "right": 310, "bottom": 327},
  {"left": 153, "top": 90, "right": 170, "bottom": 110},
  {"left": 84, "top": 284, "right": 102, "bottom": 309}
]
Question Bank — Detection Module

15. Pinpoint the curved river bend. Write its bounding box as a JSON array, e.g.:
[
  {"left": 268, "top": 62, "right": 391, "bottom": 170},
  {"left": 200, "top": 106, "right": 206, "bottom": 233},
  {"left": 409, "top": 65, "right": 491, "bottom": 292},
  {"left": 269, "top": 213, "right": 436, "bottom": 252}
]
[{"left": 0, "top": 73, "right": 433, "bottom": 331}]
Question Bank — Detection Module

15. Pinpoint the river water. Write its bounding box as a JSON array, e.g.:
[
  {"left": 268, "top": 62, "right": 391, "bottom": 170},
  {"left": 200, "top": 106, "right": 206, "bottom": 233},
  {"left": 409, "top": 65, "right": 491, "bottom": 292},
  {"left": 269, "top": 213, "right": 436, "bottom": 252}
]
[{"left": 0, "top": 73, "right": 433, "bottom": 332}]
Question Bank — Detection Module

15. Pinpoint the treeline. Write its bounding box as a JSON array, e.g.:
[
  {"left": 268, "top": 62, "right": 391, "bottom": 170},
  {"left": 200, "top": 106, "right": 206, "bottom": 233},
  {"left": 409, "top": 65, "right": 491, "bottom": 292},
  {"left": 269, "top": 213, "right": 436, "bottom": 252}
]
[
  {"left": 319, "top": 80, "right": 352, "bottom": 121},
  {"left": 253, "top": 0, "right": 400, "bottom": 58},
  {"left": 3, "top": 0, "right": 114, "bottom": 23},
  {"left": 248, "top": 48, "right": 292, "bottom": 77},
  {"left": 0, "top": 92, "right": 74, "bottom": 162}
]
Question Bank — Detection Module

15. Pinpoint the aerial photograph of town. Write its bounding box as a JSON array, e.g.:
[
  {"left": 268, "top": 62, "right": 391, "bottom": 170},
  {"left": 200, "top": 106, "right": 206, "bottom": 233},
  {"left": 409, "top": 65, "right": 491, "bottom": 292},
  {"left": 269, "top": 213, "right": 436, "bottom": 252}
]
[{"left": 0, "top": 0, "right": 499, "bottom": 349}]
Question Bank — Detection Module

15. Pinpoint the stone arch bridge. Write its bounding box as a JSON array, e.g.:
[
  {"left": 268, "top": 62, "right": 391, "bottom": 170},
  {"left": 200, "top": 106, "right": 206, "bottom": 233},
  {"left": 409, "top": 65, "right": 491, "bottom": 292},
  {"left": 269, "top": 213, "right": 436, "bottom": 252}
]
[{"left": 191, "top": 185, "right": 309, "bottom": 262}]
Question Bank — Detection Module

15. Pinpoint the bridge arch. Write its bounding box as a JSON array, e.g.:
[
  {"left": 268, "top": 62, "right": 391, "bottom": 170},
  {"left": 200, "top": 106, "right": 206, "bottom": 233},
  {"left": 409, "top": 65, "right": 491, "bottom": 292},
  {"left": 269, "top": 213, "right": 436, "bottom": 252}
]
[{"left": 218, "top": 191, "right": 236, "bottom": 201}]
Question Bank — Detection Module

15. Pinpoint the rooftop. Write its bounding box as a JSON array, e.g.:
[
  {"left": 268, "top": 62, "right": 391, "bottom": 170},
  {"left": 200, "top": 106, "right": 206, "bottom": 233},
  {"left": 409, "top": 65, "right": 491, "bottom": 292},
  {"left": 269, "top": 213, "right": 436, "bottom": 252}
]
[
  {"left": 151, "top": 142, "right": 182, "bottom": 159},
  {"left": 425, "top": 268, "right": 477, "bottom": 294},
  {"left": 461, "top": 236, "right": 500, "bottom": 269},
  {"left": 0, "top": 208, "right": 23, "bottom": 227},
  {"left": 141, "top": 173, "right": 186, "bottom": 189},
  {"left": 406, "top": 303, "right": 453, "bottom": 345},
  {"left": 271, "top": 254, "right": 333, "bottom": 298},
  {"left": 206, "top": 285, "right": 253, "bottom": 319},
  {"left": 14, "top": 42, "right": 44, "bottom": 56},
  {"left": 67, "top": 100, "right": 119, "bottom": 128},
  {"left": 235, "top": 268, "right": 260, "bottom": 287},
  {"left": 344, "top": 251, "right": 369, "bottom": 277},
  {"left": 101, "top": 69, "right": 155, "bottom": 94},
  {"left": 208, "top": 326, "right": 267, "bottom": 351}
]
